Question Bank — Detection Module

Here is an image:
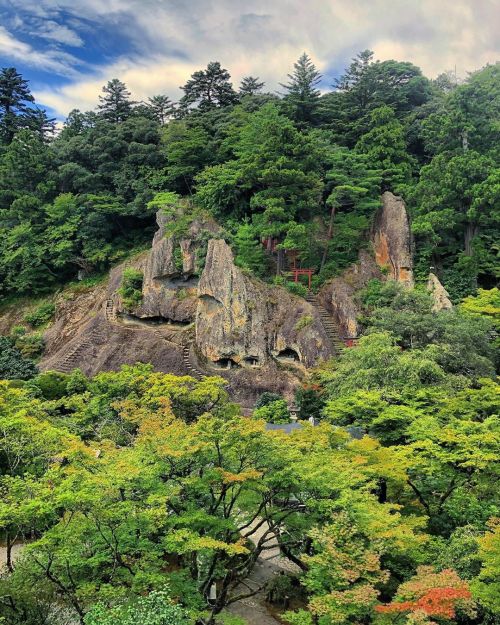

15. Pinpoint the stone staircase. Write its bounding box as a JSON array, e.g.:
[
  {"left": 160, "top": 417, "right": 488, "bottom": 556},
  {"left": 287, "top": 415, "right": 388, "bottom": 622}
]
[
  {"left": 56, "top": 327, "right": 106, "bottom": 373},
  {"left": 305, "top": 292, "right": 345, "bottom": 355},
  {"left": 182, "top": 340, "right": 205, "bottom": 379},
  {"left": 104, "top": 299, "right": 117, "bottom": 322}
]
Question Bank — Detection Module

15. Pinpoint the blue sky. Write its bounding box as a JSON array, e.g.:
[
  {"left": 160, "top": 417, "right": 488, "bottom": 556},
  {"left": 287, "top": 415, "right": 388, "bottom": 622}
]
[{"left": 0, "top": 0, "right": 498, "bottom": 121}]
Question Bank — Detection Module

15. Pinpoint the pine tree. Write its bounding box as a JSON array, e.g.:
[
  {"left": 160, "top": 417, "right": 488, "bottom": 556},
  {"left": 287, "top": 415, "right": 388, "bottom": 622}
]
[
  {"left": 97, "top": 79, "right": 135, "bottom": 123},
  {"left": 0, "top": 67, "right": 35, "bottom": 144},
  {"left": 179, "top": 62, "right": 238, "bottom": 113},
  {"left": 335, "top": 49, "right": 374, "bottom": 92},
  {"left": 239, "top": 76, "right": 265, "bottom": 97},
  {"left": 234, "top": 222, "right": 266, "bottom": 276},
  {"left": 147, "top": 95, "right": 176, "bottom": 125},
  {"left": 281, "top": 52, "right": 321, "bottom": 126}
]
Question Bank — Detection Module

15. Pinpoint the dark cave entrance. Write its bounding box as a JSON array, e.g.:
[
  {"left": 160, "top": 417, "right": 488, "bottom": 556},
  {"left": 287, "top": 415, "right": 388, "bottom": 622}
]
[
  {"left": 213, "top": 358, "right": 241, "bottom": 370},
  {"left": 276, "top": 348, "right": 301, "bottom": 363}
]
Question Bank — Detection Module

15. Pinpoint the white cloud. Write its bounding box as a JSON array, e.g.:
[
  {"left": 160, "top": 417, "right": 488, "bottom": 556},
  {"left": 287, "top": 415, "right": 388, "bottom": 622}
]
[
  {"left": 9, "top": 0, "right": 497, "bottom": 118},
  {"left": 0, "top": 26, "right": 81, "bottom": 76},
  {"left": 32, "top": 20, "right": 84, "bottom": 47}
]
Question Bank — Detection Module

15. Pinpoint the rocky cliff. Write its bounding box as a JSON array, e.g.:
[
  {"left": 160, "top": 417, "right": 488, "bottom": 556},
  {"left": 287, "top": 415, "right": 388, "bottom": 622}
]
[
  {"left": 38, "top": 206, "right": 333, "bottom": 409},
  {"left": 318, "top": 192, "right": 414, "bottom": 337},
  {"left": 197, "top": 239, "right": 332, "bottom": 368},
  {"left": 31, "top": 193, "right": 416, "bottom": 408},
  {"left": 372, "top": 191, "right": 414, "bottom": 287}
]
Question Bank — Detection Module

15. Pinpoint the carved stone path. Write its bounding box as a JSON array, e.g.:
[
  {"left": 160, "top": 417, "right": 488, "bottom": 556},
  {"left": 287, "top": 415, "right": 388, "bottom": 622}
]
[{"left": 305, "top": 292, "right": 345, "bottom": 355}]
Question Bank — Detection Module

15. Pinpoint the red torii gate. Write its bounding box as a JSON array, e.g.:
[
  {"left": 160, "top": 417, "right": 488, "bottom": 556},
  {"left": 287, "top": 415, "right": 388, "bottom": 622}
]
[{"left": 291, "top": 268, "right": 314, "bottom": 290}]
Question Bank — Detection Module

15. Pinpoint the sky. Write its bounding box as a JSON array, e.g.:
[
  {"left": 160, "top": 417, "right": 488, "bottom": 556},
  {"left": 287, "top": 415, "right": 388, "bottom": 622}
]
[{"left": 0, "top": 0, "right": 498, "bottom": 121}]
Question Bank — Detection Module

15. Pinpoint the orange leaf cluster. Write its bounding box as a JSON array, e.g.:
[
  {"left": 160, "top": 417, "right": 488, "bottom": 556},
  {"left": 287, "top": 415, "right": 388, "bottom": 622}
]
[{"left": 376, "top": 586, "right": 472, "bottom": 618}]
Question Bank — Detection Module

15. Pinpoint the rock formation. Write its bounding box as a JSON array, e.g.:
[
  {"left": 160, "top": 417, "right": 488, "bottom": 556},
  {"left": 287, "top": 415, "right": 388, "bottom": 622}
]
[
  {"left": 130, "top": 209, "right": 219, "bottom": 323},
  {"left": 38, "top": 208, "right": 334, "bottom": 409},
  {"left": 318, "top": 192, "right": 414, "bottom": 336},
  {"left": 196, "top": 239, "right": 332, "bottom": 368},
  {"left": 427, "top": 273, "right": 453, "bottom": 311},
  {"left": 318, "top": 250, "right": 383, "bottom": 338},
  {"left": 371, "top": 191, "right": 414, "bottom": 287}
]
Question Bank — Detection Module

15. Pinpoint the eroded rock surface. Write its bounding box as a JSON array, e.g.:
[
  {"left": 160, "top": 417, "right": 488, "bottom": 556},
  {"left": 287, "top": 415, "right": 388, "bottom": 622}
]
[
  {"left": 372, "top": 191, "right": 414, "bottom": 287},
  {"left": 130, "top": 209, "right": 219, "bottom": 323},
  {"left": 318, "top": 250, "right": 383, "bottom": 338},
  {"left": 196, "top": 239, "right": 332, "bottom": 368},
  {"left": 427, "top": 273, "right": 453, "bottom": 311}
]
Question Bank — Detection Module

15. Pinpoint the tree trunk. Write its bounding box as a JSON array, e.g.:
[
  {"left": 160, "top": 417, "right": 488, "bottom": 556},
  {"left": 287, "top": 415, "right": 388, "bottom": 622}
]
[
  {"left": 320, "top": 204, "right": 336, "bottom": 273},
  {"left": 464, "top": 222, "right": 478, "bottom": 256}
]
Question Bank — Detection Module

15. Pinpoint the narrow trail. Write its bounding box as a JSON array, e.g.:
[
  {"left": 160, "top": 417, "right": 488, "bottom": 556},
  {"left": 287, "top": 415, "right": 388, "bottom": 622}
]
[{"left": 228, "top": 521, "right": 300, "bottom": 625}]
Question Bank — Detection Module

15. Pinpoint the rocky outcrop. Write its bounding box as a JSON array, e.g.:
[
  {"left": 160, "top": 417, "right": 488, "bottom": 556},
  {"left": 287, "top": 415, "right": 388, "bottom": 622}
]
[
  {"left": 129, "top": 208, "right": 219, "bottom": 323},
  {"left": 41, "top": 265, "right": 185, "bottom": 377},
  {"left": 318, "top": 192, "right": 414, "bottom": 336},
  {"left": 318, "top": 250, "right": 383, "bottom": 338},
  {"left": 427, "top": 273, "right": 453, "bottom": 311},
  {"left": 372, "top": 191, "right": 414, "bottom": 287},
  {"left": 196, "top": 239, "right": 332, "bottom": 368}
]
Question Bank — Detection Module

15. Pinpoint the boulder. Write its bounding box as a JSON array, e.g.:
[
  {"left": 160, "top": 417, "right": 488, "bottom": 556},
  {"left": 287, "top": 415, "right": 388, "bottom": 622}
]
[
  {"left": 427, "top": 273, "right": 453, "bottom": 311},
  {"left": 371, "top": 191, "right": 414, "bottom": 287}
]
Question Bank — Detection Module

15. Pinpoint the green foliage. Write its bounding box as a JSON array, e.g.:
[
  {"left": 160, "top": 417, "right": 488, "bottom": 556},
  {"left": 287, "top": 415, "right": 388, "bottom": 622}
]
[
  {"left": 179, "top": 61, "right": 238, "bottom": 113},
  {"left": 355, "top": 105, "right": 413, "bottom": 190},
  {"left": 118, "top": 268, "right": 143, "bottom": 311},
  {"left": 233, "top": 222, "right": 267, "bottom": 276},
  {"left": 24, "top": 302, "right": 55, "bottom": 327},
  {"left": 253, "top": 399, "right": 291, "bottom": 423},
  {"left": 84, "top": 589, "right": 192, "bottom": 625},
  {"left": 195, "top": 103, "right": 322, "bottom": 227},
  {"left": 295, "top": 314, "right": 313, "bottom": 331},
  {"left": 254, "top": 391, "right": 283, "bottom": 409},
  {"left": 460, "top": 288, "right": 500, "bottom": 329},
  {"left": 13, "top": 332, "right": 44, "bottom": 359},
  {"left": 410, "top": 150, "right": 499, "bottom": 297},
  {"left": 281, "top": 53, "right": 321, "bottom": 127},
  {"left": 364, "top": 286, "right": 496, "bottom": 378},
  {"left": 273, "top": 276, "right": 309, "bottom": 297},
  {"left": 0, "top": 336, "right": 38, "bottom": 380}
]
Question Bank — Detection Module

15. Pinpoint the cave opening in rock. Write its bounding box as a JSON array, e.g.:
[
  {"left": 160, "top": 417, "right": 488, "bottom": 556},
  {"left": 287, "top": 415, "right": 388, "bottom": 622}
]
[
  {"left": 213, "top": 358, "right": 241, "bottom": 370},
  {"left": 243, "top": 356, "right": 260, "bottom": 367},
  {"left": 155, "top": 276, "right": 199, "bottom": 289},
  {"left": 119, "top": 313, "right": 191, "bottom": 328},
  {"left": 276, "top": 348, "right": 300, "bottom": 363}
]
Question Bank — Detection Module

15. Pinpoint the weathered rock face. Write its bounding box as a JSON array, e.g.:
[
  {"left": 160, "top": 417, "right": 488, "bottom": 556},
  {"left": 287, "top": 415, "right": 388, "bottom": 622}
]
[
  {"left": 372, "top": 191, "right": 414, "bottom": 287},
  {"left": 318, "top": 250, "right": 383, "bottom": 338},
  {"left": 318, "top": 192, "right": 415, "bottom": 336},
  {"left": 130, "top": 209, "right": 219, "bottom": 323},
  {"left": 41, "top": 265, "right": 185, "bottom": 377},
  {"left": 196, "top": 239, "right": 332, "bottom": 368},
  {"left": 427, "top": 273, "right": 453, "bottom": 311}
]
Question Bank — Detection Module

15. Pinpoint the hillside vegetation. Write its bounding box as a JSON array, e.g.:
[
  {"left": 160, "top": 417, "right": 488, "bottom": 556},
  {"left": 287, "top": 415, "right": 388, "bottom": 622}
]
[{"left": 0, "top": 52, "right": 499, "bottom": 625}]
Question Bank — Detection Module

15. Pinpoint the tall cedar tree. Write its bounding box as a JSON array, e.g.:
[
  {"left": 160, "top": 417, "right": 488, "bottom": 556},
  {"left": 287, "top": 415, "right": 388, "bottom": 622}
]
[
  {"left": 179, "top": 61, "right": 238, "bottom": 112},
  {"left": 0, "top": 67, "right": 35, "bottom": 144},
  {"left": 281, "top": 52, "right": 322, "bottom": 126},
  {"left": 239, "top": 76, "right": 265, "bottom": 96},
  {"left": 147, "top": 94, "right": 176, "bottom": 125},
  {"left": 97, "top": 79, "right": 135, "bottom": 122}
]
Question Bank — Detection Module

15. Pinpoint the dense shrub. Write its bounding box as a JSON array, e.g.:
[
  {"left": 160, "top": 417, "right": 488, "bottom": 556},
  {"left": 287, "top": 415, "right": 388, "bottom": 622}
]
[
  {"left": 24, "top": 302, "right": 55, "bottom": 327},
  {"left": 118, "top": 268, "right": 143, "bottom": 310},
  {"left": 0, "top": 336, "right": 38, "bottom": 380}
]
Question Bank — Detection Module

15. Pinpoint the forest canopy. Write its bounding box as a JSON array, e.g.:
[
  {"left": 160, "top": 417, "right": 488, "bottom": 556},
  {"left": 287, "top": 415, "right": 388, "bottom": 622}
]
[{"left": 0, "top": 55, "right": 498, "bottom": 299}]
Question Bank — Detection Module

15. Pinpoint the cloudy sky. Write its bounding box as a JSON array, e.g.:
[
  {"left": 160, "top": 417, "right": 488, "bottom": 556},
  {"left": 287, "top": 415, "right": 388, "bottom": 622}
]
[{"left": 0, "top": 0, "right": 498, "bottom": 120}]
